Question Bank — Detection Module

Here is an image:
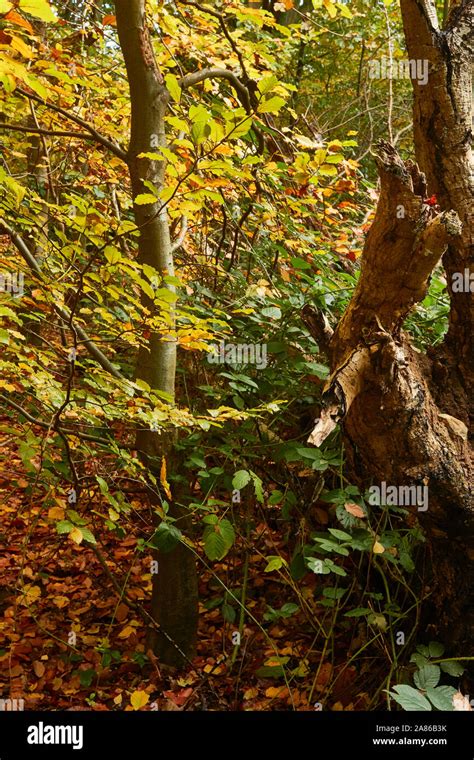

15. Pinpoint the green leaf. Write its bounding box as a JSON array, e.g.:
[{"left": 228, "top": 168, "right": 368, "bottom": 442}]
[
  {"left": 426, "top": 685, "right": 456, "bottom": 711},
  {"left": 78, "top": 668, "right": 96, "bottom": 687},
  {"left": 390, "top": 685, "right": 432, "bottom": 711},
  {"left": 79, "top": 527, "right": 97, "bottom": 545},
  {"left": 56, "top": 520, "right": 74, "bottom": 535},
  {"left": 440, "top": 660, "right": 465, "bottom": 677},
  {"left": 150, "top": 522, "right": 182, "bottom": 553},
  {"left": 257, "top": 74, "right": 278, "bottom": 95},
  {"left": 165, "top": 73, "right": 182, "bottom": 104},
  {"left": 134, "top": 194, "right": 158, "bottom": 205},
  {"left": 258, "top": 96, "right": 286, "bottom": 114},
  {"left": 428, "top": 641, "right": 445, "bottom": 658},
  {"left": 0, "top": 329, "right": 10, "bottom": 345},
  {"left": 250, "top": 471, "right": 264, "bottom": 503},
  {"left": 328, "top": 528, "right": 352, "bottom": 542},
  {"left": 414, "top": 664, "right": 441, "bottom": 690},
  {"left": 261, "top": 306, "right": 281, "bottom": 319},
  {"left": 203, "top": 519, "right": 235, "bottom": 561},
  {"left": 344, "top": 607, "right": 371, "bottom": 618},
  {"left": 232, "top": 470, "right": 251, "bottom": 490},
  {"left": 222, "top": 603, "right": 236, "bottom": 623},
  {"left": 264, "top": 556, "right": 285, "bottom": 573}
]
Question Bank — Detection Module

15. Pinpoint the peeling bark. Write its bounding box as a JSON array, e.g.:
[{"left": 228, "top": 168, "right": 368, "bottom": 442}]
[{"left": 309, "top": 140, "right": 473, "bottom": 645}]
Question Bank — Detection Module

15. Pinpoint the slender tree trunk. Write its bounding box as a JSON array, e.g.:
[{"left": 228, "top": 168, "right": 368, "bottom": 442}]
[
  {"left": 115, "top": 0, "right": 198, "bottom": 667},
  {"left": 306, "top": 0, "right": 473, "bottom": 647}
]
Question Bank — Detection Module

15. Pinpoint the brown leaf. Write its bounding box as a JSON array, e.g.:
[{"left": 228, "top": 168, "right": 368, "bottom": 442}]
[{"left": 33, "top": 661, "right": 45, "bottom": 678}]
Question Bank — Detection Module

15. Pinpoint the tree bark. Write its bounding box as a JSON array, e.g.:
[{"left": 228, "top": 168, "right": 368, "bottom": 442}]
[
  {"left": 114, "top": 0, "right": 198, "bottom": 667},
  {"left": 309, "top": 137, "right": 473, "bottom": 646},
  {"left": 307, "top": 0, "right": 474, "bottom": 648}
]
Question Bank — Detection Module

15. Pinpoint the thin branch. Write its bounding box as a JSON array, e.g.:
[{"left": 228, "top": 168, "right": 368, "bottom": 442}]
[
  {"left": 179, "top": 67, "right": 251, "bottom": 112},
  {"left": 0, "top": 219, "right": 126, "bottom": 381},
  {"left": 15, "top": 87, "right": 128, "bottom": 161},
  {"left": 0, "top": 394, "right": 113, "bottom": 445},
  {"left": 171, "top": 216, "right": 188, "bottom": 253},
  {"left": 0, "top": 123, "right": 106, "bottom": 142},
  {"left": 178, "top": 0, "right": 248, "bottom": 79}
]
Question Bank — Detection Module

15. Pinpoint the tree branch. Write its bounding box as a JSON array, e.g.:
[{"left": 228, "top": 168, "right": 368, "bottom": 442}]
[
  {"left": 178, "top": 0, "right": 248, "bottom": 79},
  {"left": 15, "top": 88, "right": 128, "bottom": 161},
  {"left": 0, "top": 123, "right": 107, "bottom": 143},
  {"left": 0, "top": 394, "right": 113, "bottom": 445},
  {"left": 0, "top": 219, "right": 126, "bottom": 381},
  {"left": 179, "top": 67, "right": 251, "bottom": 112}
]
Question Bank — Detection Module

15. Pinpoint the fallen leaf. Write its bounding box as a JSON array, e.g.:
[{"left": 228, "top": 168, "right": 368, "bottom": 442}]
[
  {"left": 130, "top": 690, "right": 149, "bottom": 710},
  {"left": 33, "top": 661, "right": 45, "bottom": 678}
]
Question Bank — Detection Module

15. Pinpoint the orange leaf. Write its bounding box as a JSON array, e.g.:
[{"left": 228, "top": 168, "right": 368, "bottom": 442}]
[
  {"left": 102, "top": 14, "right": 116, "bottom": 26},
  {"left": 160, "top": 456, "right": 172, "bottom": 500},
  {"left": 33, "top": 661, "right": 45, "bottom": 678},
  {"left": 344, "top": 502, "right": 365, "bottom": 519},
  {"left": 5, "top": 10, "right": 34, "bottom": 33}
]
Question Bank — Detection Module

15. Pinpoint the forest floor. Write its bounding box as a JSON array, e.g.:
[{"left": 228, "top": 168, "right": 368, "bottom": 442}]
[{"left": 0, "top": 415, "right": 376, "bottom": 712}]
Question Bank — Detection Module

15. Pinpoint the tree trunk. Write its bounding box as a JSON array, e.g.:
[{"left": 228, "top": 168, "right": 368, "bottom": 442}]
[
  {"left": 114, "top": 0, "right": 198, "bottom": 667},
  {"left": 307, "top": 0, "right": 473, "bottom": 648}
]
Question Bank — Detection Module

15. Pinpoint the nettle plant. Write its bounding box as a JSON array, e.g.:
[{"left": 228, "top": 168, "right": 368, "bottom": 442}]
[{"left": 389, "top": 642, "right": 466, "bottom": 711}]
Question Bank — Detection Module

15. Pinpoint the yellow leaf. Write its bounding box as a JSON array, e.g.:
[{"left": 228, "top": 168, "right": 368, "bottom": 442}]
[
  {"left": 48, "top": 506, "right": 65, "bottom": 521},
  {"left": 160, "top": 456, "right": 172, "bottom": 500},
  {"left": 18, "top": 0, "right": 56, "bottom": 22},
  {"left": 113, "top": 693, "right": 122, "bottom": 705},
  {"left": 69, "top": 527, "right": 83, "bottom": 545},
  {"left": 323, "top": 0, "right": 337, "bottom": 19},
  {"left": 21, "top": 584, "right": 41, "bottom": 606},
  {"left": 9, "top": 35, "right": 33, "bottom": 58},
  {"left": 52, "top": 596, "right": 69, "bottom": 609},
  {"left": 372, "top": 541, "right": 385, "bottom": 554},
  {"left": 130, "top": 690, "right": 149, "bottom": 710},
  {"left": 265, "top": 686, "right": 288, "bottom": 699},
  {"left": 118, "top": 625, "right": 136, "bottom": 639}
]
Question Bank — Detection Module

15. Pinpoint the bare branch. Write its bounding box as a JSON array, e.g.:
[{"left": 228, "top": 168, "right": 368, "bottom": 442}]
[
  {"left": 179, "top": 67, "right": 251, "bottom": 112},
  {"left": 171, "top": 216, "right": 188, "bottom": 253}
]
